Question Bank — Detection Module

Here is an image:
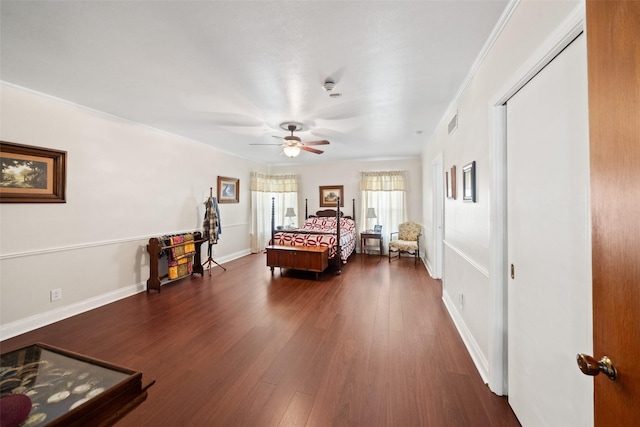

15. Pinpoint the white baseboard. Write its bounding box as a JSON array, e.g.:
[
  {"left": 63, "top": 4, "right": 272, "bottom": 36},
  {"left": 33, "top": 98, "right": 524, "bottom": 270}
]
[
  {"left": 0, "top": 283, "right": 145, "bottom": 341},
  {"left": 1, "top": 250, "right": 250, "bottom": 341},
  {"left": 424, "top": 257, "right": 434, "bottom": 277},
  {"left": 442, "top": 290, "right": 490, "bottom": 384}
]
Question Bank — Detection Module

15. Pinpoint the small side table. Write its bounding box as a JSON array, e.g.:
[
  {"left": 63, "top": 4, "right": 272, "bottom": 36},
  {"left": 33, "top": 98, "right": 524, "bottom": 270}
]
[{"left": 360, "top": 232, "right": 383, "bottom": 259}]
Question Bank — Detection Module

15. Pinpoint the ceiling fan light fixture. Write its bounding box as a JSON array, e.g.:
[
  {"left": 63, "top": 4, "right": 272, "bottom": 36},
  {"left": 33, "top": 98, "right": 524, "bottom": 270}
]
[
  {"left": 284, "top": 135, "right": 301, "bottom": 143},
  {"left": 322, "top": 79, "right": 335, "bottom": 92},
  {"left": 283, "top": 145, "right": 301, "bottom": 158}
]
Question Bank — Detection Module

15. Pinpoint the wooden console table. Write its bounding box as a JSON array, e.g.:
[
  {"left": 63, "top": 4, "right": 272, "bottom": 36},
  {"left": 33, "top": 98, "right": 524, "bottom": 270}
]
[{"left": 266, "top": 245, "right": 329, "bottom": 279}]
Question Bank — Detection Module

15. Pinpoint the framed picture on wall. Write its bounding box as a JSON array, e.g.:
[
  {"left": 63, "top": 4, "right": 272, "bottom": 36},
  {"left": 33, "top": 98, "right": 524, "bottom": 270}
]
[
  {"left": 0, "top": 141, "right": 67, "bottom": 203},
  {"left": 319, "top": 185, "right": 344, "bottom": 207},
  {"left": 462, "top": 161, "right": 476, "bottom": 202},
  {"left": 217, "top": 176, "right": 239, "bottom": 203},
  {"left": 446, "top": 165, "right": 456, "bottom": 199}
]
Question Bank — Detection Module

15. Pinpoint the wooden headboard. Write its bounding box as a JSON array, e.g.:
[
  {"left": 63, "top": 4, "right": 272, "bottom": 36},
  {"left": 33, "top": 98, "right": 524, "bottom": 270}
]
[
  {"left": 315, "top": 209, "right": 344, "bottom": 217},
  {"left": 304, "top": 198, "right": 356, "bottom": 220}
]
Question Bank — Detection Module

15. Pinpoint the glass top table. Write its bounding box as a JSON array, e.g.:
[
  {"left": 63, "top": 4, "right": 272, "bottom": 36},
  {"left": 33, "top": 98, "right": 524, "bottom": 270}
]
[{"left": 1, "top": 343, "right": 153, "bottom": 426}]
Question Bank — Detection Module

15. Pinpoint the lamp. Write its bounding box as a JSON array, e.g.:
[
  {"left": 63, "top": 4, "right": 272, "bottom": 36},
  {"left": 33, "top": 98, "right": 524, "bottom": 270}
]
[
  {"left": 285, "top": 207, "right": 296, "bottom": 228},
  {"left": 283, "top": 145, "right": 301, "bottom": 158},
  {"left": 366, "top": 207, "right": 377, "bottom": 232}
]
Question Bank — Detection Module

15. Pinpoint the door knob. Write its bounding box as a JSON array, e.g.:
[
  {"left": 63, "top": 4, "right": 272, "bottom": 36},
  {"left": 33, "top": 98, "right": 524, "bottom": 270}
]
[{"left": 576, "top": 353, "right": 617, "bottom": 381}]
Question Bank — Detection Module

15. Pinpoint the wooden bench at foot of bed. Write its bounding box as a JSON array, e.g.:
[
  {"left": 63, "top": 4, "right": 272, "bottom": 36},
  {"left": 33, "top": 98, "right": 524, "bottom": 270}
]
[{"left": 266, "top": 245, "right": 329, "bottom": 279}]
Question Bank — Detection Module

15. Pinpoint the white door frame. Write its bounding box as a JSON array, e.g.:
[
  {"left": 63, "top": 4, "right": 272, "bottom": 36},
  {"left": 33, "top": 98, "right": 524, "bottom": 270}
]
[
  {"left": 487, "top": 3, "right": 585, "bottom": 395},
  {"left": 432, "top": 152, "right": 444, "bottom": 279}
]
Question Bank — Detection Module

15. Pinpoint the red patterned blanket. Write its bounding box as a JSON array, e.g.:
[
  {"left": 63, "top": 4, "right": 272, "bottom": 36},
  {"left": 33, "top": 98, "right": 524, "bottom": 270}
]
[{"left": 272, "top": 217, "right": 356, "bottom": 262}]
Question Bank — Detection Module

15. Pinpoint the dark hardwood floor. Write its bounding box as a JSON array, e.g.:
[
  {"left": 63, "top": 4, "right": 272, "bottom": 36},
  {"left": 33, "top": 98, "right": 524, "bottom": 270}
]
[{"left": 1, "top": 253, "right": 520, "bottom": 426}]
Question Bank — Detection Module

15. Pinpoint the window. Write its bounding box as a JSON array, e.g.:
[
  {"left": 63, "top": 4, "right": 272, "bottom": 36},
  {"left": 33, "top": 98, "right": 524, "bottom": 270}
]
[
  {"left": 360, "top": 171, "right": 408, "bottom": 248},
  {"left": 250, "top": 172, "right": 298, "bottom": 252}
]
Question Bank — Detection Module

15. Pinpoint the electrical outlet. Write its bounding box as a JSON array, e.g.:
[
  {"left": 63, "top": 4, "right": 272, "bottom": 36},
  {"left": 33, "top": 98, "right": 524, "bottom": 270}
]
[{"left": 50, "top": 288, "right": 62, "bottom": 302}]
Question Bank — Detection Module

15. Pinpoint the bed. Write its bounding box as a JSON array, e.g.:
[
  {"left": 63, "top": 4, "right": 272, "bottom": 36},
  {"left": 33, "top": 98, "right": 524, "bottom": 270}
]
[{"left": 269, "top": 198, "right": 357, "bottom": 275}]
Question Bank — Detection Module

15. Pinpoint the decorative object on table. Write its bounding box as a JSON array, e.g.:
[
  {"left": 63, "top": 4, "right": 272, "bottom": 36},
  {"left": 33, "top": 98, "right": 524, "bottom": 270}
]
[
  {"left": 389, "top": 221, "right": 422, "bottom": 265},
  {"left": 284, "top": 207, "right": 296, "bottom": 228},
  {"left": 0, "top": 141, "right": 66, "bottom": 203},
  {"left": 462, "top": 161, "right": 476, "bottom": 202},
  {"left": 0, "top": 394, "right": 32, "bottom": 427},
  {"left": 217, "top": 176, "right": 239, "bottom": 203},
  {"left": 0, "top": 343, "right": 154, "bottom": 426},
  {"left": 319, "top": 185, "right": 344, "bottom": 207},
  {"left": 446, "top": 165, "right": 457, "bottom": 199},
  {"left": 366, "top": 207, "right": 377, "bottom": 232}
]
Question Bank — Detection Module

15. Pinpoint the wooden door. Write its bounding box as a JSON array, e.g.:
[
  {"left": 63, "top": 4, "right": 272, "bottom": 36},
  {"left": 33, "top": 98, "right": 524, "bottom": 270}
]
[
  {"left": 586, "top": 2, "right": 640, "bottom": 425},
  {"left": 506, "top": 34, "right": 592, "bottom": 426}
]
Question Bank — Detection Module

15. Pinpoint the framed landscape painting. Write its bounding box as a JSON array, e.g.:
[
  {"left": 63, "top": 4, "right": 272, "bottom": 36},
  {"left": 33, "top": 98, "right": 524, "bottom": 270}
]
[
  {"left": 0, "top": 141, "right": 67, "bottom": 203},
  {"left": 319, "top": 185, "right": 344, "bottom": 207}
]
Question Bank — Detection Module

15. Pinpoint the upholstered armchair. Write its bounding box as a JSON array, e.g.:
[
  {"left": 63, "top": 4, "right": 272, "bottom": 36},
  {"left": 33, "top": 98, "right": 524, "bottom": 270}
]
[{"left": 388, "top": 221, "right": 421, "bottom": 265}]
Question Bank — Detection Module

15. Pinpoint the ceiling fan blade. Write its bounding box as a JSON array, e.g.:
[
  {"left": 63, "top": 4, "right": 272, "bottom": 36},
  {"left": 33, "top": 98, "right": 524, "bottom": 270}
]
[
  {"left": 249, "top": 143, "right": 283, "bottom": 146},
  {"left": 303, "top": 139, "right": 330, "bottom": 146},
  {"left": 301, "top": 146, "right": 324, "bottom": 154}
]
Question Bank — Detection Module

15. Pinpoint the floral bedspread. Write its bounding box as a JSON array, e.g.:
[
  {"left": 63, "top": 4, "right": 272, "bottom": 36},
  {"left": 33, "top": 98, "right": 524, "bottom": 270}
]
[{"left": 272, "top": 217, "right": 356, "bottom": 262}]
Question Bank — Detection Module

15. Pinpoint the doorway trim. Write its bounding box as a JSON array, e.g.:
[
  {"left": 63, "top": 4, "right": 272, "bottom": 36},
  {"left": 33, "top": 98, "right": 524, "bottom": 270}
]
[
  {"left": 487, "top": 3, "right": 585, "bottom": 395},
  {"left": 432, "top": 152, "right": 444, "bottom": 279}
]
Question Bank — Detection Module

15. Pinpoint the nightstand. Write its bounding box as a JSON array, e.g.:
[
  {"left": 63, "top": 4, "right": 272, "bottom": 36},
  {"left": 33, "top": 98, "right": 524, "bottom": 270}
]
[{"left": 360, "top": 232, "right": 383, "bottom": 258}]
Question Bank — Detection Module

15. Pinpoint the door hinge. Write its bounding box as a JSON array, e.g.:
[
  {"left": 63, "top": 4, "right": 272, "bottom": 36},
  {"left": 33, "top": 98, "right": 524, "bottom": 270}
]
[{"left": 511, "top": 263, "right": 515, "bottom": 279}]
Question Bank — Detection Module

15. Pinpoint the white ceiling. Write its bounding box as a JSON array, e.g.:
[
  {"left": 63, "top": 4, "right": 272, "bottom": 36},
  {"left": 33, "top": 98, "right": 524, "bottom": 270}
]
[{"left": 1, "top": 0, "right": 508, "bottom": 166}]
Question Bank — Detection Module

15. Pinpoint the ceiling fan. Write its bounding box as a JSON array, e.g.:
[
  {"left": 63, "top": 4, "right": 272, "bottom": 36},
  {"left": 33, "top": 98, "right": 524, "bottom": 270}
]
[{"left": 250, "top": 123, "right": 330, "bottom": 157}]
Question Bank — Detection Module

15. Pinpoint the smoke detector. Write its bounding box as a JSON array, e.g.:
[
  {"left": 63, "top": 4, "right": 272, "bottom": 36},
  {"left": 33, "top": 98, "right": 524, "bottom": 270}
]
[{"left": 322, "top": 79, "right": 335, "bottom": 92}]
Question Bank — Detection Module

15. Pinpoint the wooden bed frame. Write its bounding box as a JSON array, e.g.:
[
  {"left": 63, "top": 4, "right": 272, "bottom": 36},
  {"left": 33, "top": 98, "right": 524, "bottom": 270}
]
[{"left": 270, "top": 197, "right": 356, "bottom": 274}]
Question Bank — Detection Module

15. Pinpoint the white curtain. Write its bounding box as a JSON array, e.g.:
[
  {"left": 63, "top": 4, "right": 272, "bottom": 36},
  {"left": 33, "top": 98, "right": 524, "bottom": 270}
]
[
  {"left": 250, "top": 172, "right": 298, "bottom": 253},
  {"left": 360, "top": 171, "right": 407, "bottom": 252},
  {"left": 360, "top": 171, "right": 408, "bottom": 192}
]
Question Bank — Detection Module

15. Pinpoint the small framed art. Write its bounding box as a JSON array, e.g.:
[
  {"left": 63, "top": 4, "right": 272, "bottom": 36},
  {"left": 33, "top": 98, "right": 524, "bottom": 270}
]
[
  {"left": 446, "top": 165, "right": 456, "bottom": 199},
  {"left": 319, "top": 185, "right": 344, "bottom": 207},
  {"left": 0, "top": 141, "right": 67, "bottom": 203},
  {"left": 462, "top": 161, "right": 476, "bottom": 202},
  {"left": 217, "top": 176, "right": 239, "bottom": 203}
]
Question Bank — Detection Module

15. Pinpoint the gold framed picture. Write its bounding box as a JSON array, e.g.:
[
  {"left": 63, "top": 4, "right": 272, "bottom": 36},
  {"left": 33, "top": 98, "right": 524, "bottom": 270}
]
[{"left": 319, "top": 185, "right": 344, "bottom": 207}]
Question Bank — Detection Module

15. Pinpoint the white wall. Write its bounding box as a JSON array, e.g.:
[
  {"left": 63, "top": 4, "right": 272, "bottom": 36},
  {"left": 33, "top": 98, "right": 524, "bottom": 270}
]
[
  {"left": 0, "top": 84, "right": 422, "bottom": 339},
  {"left": 271, "top": 157, "right": 422, "bottom": 243},
  {"left": 0, "top": 84, "right": 268, "bottom": 339},
  {"left": 420, "top": 0, "right": 580, "bottom": 381}
]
